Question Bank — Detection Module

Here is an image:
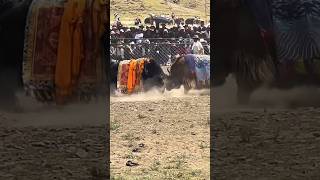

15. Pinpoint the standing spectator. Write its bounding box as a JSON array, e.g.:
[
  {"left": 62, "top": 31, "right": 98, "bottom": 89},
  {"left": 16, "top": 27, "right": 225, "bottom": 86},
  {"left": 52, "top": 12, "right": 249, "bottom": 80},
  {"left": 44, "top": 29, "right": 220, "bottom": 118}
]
[
  {"left": 114, "top": 40, "right": 125, "bottom": 60},
  {"left": 177, "top": 26, "right": 185, "bottom": 38},
  {"left": 200, "top": 21, "right": 206, "bottom": 31},
  {"left": 134, "top": 17, "right": 142, "bottom": 26},
  {"left": 114, "top": 13, "right": 120, "bottom": 23},
  {"left": 119, "top": 29, "right": 125, "bottom": 39},
  {"left": 191, "top": 35, "right": 204, "bottom": 55},
  {"left": 159, "top": 23, "right": 167, "bottom": 37},
  {"left": 124, "top": 42, "right": 134, "bottom": 59},
  {"left": 144, "top": 26, "right": 152, "bottom": 39},
  {"left": 171, "top": 12, "right": 175, "bottom": 19},
  {"left": 163, "top": 29, "right": 170, "bottom": 38},
  {"left": 124, "top": 29, "right": 132, "bottom": 43}
]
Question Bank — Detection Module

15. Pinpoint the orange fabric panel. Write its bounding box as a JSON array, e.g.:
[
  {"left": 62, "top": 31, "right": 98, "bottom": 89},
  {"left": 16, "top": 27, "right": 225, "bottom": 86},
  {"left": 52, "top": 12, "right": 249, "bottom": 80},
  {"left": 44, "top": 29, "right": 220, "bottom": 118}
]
[
  {"left": 55, "top": 0, "right": 86, "bottom": 104},
  {"left": 127, "top": 60, "right": 137, "bottom": 94},
  {"left": 135, "top": 59, "right": 145, "bottom": 89}
]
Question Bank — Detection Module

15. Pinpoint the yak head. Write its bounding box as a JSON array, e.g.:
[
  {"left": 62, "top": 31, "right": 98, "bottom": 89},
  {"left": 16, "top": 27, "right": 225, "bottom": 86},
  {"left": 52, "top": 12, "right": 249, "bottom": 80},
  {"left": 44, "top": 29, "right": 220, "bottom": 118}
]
[
  {"left": 164, "top": 56, "right": 187, "bottom": 91},
  {"left": 142, "top": 58, "right": 167, "bottom": 92}
]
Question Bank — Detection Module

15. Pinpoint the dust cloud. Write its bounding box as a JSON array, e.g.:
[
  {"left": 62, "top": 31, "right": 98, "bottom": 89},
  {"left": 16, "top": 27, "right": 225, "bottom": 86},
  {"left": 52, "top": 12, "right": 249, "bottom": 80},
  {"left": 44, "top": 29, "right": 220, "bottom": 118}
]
[
  {"left": 213, "top": 75, "right": 320, "bottom": 110},
  {"left": 110, "top": 86, "right": 210, "bottom": 102},
  {"left": 1, "top": 85, "right": 211, "bottom": 127},
  {"left": 0, "top": 92, "right": 107, "bottom": 127},
  {"left": 213, "top": 75, "right": 238, "bottom": 110},
  {"left": 251, "top": 86, "right": 320, "bottom": 108}
]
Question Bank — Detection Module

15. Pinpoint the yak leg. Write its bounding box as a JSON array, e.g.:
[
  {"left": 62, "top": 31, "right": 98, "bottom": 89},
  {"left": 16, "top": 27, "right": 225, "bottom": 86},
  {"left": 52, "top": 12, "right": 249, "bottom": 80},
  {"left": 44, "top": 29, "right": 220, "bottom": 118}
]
[
  {"left": 304, "top": 58, "right": 319, "bottom": 83},
  {"left": 183, "top": 77, "right": 193, "bottom": 94},
  {"left": 236, "top": 77, "right": 256, "bottom": 105},
  {"left": 183, "top": 80, "right": 190, "bottom": 94},
  {"left": 237, "top": 86, "right": 253, "bottom": 105},
  {"left": 183, "top": 78, "right": 197, "bottom": 93},
  {"left": 0, "top": 68, "right": 23, "bottom": 112}
]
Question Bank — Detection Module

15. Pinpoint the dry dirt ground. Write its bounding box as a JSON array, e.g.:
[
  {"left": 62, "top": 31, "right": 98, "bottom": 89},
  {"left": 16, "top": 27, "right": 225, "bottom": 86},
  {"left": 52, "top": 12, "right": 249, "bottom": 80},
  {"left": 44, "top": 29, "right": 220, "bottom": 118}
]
[
  {"left": 0, "top": 95, "right": 108, "bottom": 179},
  {"left": 110, "top": 87, "right": 210, "bottom": 179},
  {"left": 213, "top": 76, "right": 320, "bottom": 180}
]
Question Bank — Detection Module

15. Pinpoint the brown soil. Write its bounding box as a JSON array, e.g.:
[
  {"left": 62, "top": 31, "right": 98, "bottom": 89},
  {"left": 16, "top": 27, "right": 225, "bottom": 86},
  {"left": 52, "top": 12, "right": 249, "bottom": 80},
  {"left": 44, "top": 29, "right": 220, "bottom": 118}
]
[
  {"left": 213, "top": 76, "right": 320, "bottom": 179},
  {"left": 110, "top": 87, "right": 210, "bottom": 179},
  {"left": 0, "top": 96, "right": 108, "bottom": 179}
]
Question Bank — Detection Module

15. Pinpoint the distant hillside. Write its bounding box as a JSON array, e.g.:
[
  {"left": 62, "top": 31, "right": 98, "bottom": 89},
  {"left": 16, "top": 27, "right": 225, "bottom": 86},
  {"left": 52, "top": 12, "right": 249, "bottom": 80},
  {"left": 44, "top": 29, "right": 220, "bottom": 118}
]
[{"left": 110, "top": 0, "right": 210, "bottom": 26}]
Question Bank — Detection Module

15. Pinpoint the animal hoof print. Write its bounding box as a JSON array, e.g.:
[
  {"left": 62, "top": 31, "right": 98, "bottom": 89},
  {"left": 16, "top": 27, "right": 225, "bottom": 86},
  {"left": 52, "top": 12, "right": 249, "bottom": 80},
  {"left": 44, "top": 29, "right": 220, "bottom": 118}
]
[{"left": 126, "top": 160, "right": 139, "bottom": 167}]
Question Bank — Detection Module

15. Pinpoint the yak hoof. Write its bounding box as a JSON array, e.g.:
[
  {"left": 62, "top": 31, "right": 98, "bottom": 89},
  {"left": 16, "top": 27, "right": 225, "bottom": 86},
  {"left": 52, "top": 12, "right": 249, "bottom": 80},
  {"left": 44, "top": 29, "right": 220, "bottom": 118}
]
[
  {"left": 237, "top": 90, "right": 251, "bottom": 105},
  {"left": 159, "top": 86, "right": 165, "bottom": 93},
  {"left": 184, "top": 87, "right": 190, "bottom": 94}
]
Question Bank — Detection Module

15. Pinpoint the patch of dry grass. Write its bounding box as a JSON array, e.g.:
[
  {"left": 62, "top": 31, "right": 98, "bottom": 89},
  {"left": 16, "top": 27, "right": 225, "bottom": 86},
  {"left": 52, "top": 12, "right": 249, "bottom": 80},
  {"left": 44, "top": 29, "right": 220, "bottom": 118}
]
[
  {"left": 110, "top": 94, "right": 210, "bottom": 179},
  {"left": 110, "top": 0, "right": 210, "bottom": 26}
]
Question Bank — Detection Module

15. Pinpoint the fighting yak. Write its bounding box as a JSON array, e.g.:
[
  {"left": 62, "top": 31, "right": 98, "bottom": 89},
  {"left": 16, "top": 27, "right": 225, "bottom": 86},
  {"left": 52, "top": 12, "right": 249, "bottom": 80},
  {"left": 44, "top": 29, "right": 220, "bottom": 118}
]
[
  {"left": 144, "top": 15, "right": 173, "bottom": 25},
  {"left": 0, "top": 0, "right": 108, "bottom": 112},
  {"left": 173, "top": 17, "right": 184, "bottom": 25},
  {"left": 185, "top": 17, "right": 201, "bottom": 25},
  {"left": 110, "top": 59, "right": 167, "bottom": 94},
  {"left": 214, "top": 0, "right": 320, "bottom": 104},
  {"left": 165, "top": 54, "right": 210, "bottom": 92},
  {"left": 0, "top": 0, "right": 35, "bottom": 111}
]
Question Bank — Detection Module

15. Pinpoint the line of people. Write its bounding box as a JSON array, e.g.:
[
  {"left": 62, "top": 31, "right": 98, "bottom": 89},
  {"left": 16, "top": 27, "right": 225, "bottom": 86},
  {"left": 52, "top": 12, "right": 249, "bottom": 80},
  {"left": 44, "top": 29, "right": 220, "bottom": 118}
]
[
  {"left": 110, "top": 22, "right": 210, "bottom": 42},
  {"left": 110, "top": 21, "right": 210, "bottom": 64},
  {"left": 110, "top": 36, "right": 209, "bottom": 64}
]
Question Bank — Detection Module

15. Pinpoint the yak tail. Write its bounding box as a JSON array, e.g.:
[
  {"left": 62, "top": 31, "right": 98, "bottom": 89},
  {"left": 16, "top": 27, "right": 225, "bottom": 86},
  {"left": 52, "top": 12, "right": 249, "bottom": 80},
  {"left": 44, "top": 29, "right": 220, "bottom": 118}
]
[{"left": 233, "top": 50, "right": 276, "bottom": 88}]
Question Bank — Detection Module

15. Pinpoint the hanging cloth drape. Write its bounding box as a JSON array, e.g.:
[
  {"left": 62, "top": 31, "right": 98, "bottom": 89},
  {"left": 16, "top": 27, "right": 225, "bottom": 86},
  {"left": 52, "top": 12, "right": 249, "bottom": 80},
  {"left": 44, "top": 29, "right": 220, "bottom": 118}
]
[{"left": 55, "top": 0, "right": 86, "bottom": 104}]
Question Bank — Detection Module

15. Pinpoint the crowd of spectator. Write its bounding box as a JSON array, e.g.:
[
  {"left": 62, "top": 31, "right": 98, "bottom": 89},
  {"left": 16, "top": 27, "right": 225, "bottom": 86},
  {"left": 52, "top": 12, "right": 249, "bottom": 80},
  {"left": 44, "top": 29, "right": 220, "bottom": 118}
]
[{"left": 110, "top": 14, "right": 210, "bottom": 64}]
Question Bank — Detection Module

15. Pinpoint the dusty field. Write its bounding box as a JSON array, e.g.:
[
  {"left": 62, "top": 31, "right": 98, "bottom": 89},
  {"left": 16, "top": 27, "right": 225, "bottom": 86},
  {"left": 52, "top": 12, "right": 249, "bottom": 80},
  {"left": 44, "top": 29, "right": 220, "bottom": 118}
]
[
  {"left": 0, "top": 96, "right": 108, "bottom": 179},
  {"left": 110, "top": 87, "right": 210, "bottom": 179},
  {"left": 213, "top": 77, "right": 320, "bottom": 179}
]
